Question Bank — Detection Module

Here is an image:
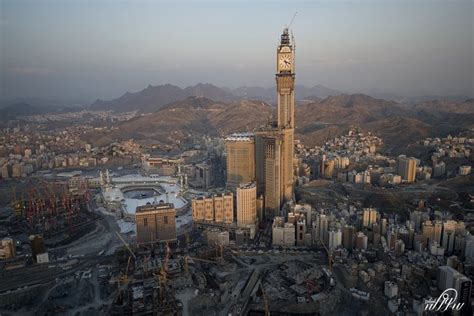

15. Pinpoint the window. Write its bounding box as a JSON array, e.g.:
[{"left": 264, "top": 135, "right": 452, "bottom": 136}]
[
  {"left": 164, "top": 216, "right": 168, "bottom": 224},
  {"left": 143, "top": 218, "right": 148, "bottom": 226}
]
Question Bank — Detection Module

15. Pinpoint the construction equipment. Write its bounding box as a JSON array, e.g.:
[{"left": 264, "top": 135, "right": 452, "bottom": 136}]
[
  {"left": 115, "top": 231, "right": 136, "bottom": 260},
  {"left": 259, "top": 282, "right": 270, "bottom": 316},
  {"left": 287, "top": 11, "right": 297, "bottom": 29},
  {"left": 186, "top": 256, "right": 218, "bottom": 264},
  {"left": 143, "top": 255, "right": 149, "bottom": 278},
  {"left": 117, "top": 255, "right": 133, "bottom": 303}
]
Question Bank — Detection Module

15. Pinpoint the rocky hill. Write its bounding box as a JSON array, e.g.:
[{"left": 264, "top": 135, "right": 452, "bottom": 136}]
[
  {"left": 90, "top": 83, "right": 236, "bottom": 113},
  {"left": 83, "top": 93, "right": 474, "bottom": 152}
]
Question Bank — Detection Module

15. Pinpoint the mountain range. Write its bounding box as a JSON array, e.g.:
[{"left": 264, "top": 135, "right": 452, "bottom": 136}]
[
  {"left": 82, "top": 93, "right": 474, "bottom": 153},
  {"left": 89, "top": 83, "right": 343, "bottom": 113}
]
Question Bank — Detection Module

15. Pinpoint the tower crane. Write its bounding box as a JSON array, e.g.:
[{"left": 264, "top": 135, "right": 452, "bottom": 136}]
[
  {"left": 116, "top": 255, "right": 133, "bottom": 303},
  {"left": 287, "top": 11, "right": 298, "bottom": 29},
  {"left": 259, "top": 282, "right": 270, "bottom": 316},
  {"left": 115, "top": 231, "right": 136, "bottom": 260}
]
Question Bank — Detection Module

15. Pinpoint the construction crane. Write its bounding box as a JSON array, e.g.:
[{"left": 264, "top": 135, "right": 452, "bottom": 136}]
[
  {"left": 287, "top": 11, "right": 298, "bottom": 29},
  {"left": 115, "top": 231, "right": 137, "bottom": 260},
  {"left": 259, "top": 282, "right": 270, "bottom": 316},
  {"left": 153, "top": 267, "right": 167, "bottom": 303},
  {"left": 117, "top": 255, "right": 133, "bottom": 303},
  {"left": 186, "top": 256, "right": 218, "bottom": 264},
  {"left": 143, "top": 255, "right": 149, "bottom": 278}
]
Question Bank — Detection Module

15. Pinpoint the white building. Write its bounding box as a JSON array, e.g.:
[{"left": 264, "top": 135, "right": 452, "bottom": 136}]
[
  {"left": 459, "top": 165, "right": 471, "bottom": 176},
  {"left": 384, "top": 281, "right": 398, "bottom": 298},
  {"left": 328, "top": 229, "right": 342, "bottom": 251}
]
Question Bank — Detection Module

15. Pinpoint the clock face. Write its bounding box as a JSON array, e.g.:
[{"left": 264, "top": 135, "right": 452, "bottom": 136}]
[{"left": 279, "top": 54, "right": 292, "bottom": 70}]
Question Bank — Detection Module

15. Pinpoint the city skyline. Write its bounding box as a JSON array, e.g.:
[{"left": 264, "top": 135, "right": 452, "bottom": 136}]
[
  {"left": 0, "top": 2, "right": 473, "bottom": 315},
  {"left": 1, "top": 0, "right": 473, "bottom": 101}
]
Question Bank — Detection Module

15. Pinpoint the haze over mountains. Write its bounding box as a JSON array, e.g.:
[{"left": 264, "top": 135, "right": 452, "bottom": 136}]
[
  {"left": 89, "top": 83, "right": 344, "bottom": 113},
  {"left": 3, "top": 82, "right": 473, "bottom": 153},
  {"left": 80, "top": 88, "right": 474, "bottom": 153}
]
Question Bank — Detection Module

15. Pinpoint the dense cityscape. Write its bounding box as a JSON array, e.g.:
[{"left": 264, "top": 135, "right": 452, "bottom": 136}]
[{"left": 1, "top": 1, "right": 473, "bottom": 316}]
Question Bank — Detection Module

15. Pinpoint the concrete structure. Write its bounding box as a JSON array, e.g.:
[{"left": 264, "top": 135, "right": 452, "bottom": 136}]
[
  {"left": 328, "top": 229, "right": 342, "bottom": 251},
  {"left": 142, "top": 156, "right": 182, "bottom": 175},
  {"left": 272, "top": 217, "right": 295, "bottom": 247},
  {"left": 225, "top": 133, "right": 255, "bottom": 189},
  {"left": 0, "top": 238, "right": 16, "bottom": 259},
  {"left": 296, "top": 219, "right": 307, "bottom": 247},
  {"left": 192, "top": 193, "right": 234, "bottom": 226},
  {"left": 236, "top": 182, "right": 257, "bottom": 228},
  {"left": 459, "top": 165, "right": 471, "bottom": 176},
  {"left": 36, "top": 252, "right": 50, "bottom": 264},
  {"left": 356, "top": 232, "right": 368, "bottom": 250},
  {"left": 135, "top": 202, "right": 177, "bottom": 244},
  {"left": 206, "top": 229, "right": 230, "bottom": 247},
  {"left": 362, "top": 208, "right": 377, "bottom": 228},
  {"left": 342, "top": 225, "right": 355, "bottom": 250},
  {"left": 397, "top": 155, "right": 418, "bottom": 183},
  {"left": 384, "top": 281, "right": 398, "bottom": 298},
  {"left": 255, "top": 28, "right": 295, "bottom": 218},
  {"left": 29, "top": 235, "right": 45, "bottom": 262},
  {"left": 438, "top": 265, "right": 472, "bottom": 308},
  {"left": 315, "top": 214, "right": 329, "bottom": 245}
]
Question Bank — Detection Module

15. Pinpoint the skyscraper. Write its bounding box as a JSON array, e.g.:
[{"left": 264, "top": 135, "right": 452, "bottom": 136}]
[
  {"left": 236, "top": 182, "right": 257, "bottom": 227},
  {"left": 256, "top": 28, "right": 295, "bottom": 218},
  {"left": 362, "top": 208, "right": 378, "bottom": 228},
  {"left": 397, "top": 155, "right": 419, "bottom": 183},
  {"left": 342, "top": 225, "right": 356, "bottom": 250},
  {"left": 225, "top": 133, "right": 255, "bottom": 189}
]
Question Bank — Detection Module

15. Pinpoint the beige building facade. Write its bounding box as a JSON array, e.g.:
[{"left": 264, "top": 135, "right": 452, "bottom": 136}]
[
  {"left": 225, "top": 133, "right": 255, "bottom": 189},
  {"left": 135, "top": 202, "right": 177, "bottom": 244},
  {"left": 236, "top": 182, "right": 257, "bottom": 227}
]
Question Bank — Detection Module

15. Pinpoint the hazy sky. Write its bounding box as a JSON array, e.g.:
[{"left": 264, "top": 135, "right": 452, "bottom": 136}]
[{"left": 1, "top": 0, "right": 473, "bottom": 102}]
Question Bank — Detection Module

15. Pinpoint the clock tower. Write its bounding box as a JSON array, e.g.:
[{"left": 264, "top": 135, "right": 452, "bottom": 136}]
[
  {"left": 276, "top": 28, "right": 295, "bottom": 129},
  {"left": 255, "top": 28, "right": 296, "bottom": 218}
]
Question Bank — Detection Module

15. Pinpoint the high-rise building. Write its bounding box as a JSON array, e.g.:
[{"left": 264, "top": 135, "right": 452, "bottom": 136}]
[
  {"left": 397, "top": 155, "right": 419, "bottom": 183},
  {"left": 0, "top": 238, "right": 16, "bottom": 259},
  {"left": 438, "top": 265, "right": 472, "bottom": 309},
  {"left": 272, "top": 217, "right": 295, "bottom": 247},
  {"left": 328, "top": 229, "right": 342, "bottom": 251},
  {"left": 135, "top": 202, "right": 177, "bottom": 244},
  {"left": 29, "top": 234, "right": 45, "bottom": 261},
  {"left": 362, "top": 208, "right": 378, "bottom": 228},
  {"left": 192, "top": 193, "right": 234, "bottom": 226},
  {"left": 225, "top": 133, "right": 256, "bottom": 189},
  {"left": 356, "top": 232, "right": 368, "bottom": 250},
  {"left": 236, "top": 182, "right": 257, "bottom": 228},
  {"left": 315, "top": 214, "right": 329, "bottom": 245},
  {"left": 296, "top": 219, "right": 306, "bottom": 247},
  {"left": 255, "top": 28, "right": 295, "bottom": 218},
  {"left": 384, "top": 281, "right": 398, "bottom": 299},
  {"left": 442, "top": 220, "right": 456, "bottom": 254},
  {"left": 342, "top": 225, "right": 355, "bottom": 250}
]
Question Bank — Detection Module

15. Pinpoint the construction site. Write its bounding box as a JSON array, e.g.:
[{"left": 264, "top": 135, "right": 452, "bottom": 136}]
[
  {"left": 6, "top": 181, "right": 97, "bottom": 248},
  {"left": 104, "top": 229, "right": 340, "bottom": 316}
]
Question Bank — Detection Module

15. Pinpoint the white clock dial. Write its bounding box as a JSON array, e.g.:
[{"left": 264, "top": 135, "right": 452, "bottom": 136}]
[{"left": 279, "top": 54, "right": 292, "bottom": 70}]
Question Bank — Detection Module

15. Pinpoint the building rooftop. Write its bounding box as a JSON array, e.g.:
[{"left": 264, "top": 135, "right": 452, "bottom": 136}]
[
  {"left": 136, "top": 201, "right": 175, "bottom": 213},
  {"left": 225, "top": 132, "right": 254, "bottom": 142}
]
